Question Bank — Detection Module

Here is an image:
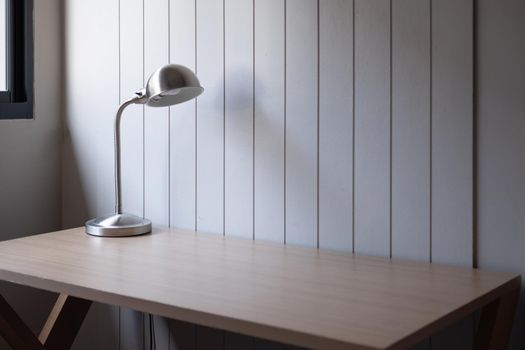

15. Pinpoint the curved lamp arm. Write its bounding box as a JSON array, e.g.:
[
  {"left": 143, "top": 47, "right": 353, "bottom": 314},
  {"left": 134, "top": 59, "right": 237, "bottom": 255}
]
[{"left": 114, "top": 90, "right": 147, "bottom": 214}]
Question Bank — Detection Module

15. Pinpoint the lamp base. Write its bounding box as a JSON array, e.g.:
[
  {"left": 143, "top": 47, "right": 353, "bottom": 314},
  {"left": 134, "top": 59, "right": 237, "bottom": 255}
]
[{"left": 85, "top": 213, "right": 152, "bottom": 237}]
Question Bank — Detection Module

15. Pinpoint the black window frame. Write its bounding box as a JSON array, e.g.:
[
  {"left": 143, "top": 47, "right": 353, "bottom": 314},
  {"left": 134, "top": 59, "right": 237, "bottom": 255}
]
[{"left": 0, "top": 0, "right": 33, "bottom": 119}]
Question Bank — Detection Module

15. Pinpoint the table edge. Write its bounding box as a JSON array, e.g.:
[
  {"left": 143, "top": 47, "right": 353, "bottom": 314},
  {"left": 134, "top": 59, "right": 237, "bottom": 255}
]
[{"left": 386, "top": 275, "right": 521, "bottom": 350}]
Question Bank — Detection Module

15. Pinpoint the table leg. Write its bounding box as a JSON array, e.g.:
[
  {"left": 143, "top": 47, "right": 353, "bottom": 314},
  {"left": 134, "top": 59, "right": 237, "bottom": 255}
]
[
  {"left": 38, "top": 293, "right": 92, "bottom": 350},
  {"left": 0, "top": 293, "right": 91, "bottom": 350},
  {"left": 0, "top": 293, "right": 45, "bottom": 349},
  {"left": 474, "top": 279, "right": 521, "bottom": 350}
]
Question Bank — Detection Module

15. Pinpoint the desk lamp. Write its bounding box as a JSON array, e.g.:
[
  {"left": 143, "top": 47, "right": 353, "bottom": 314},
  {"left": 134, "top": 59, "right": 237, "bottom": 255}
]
[{"left": 85, "top": 64, "right": 203, "bottom": 237}]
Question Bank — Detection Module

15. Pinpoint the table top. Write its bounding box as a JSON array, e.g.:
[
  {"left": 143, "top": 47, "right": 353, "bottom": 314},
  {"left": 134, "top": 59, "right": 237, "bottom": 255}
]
[{"left": 0, "top": 228, "right": 519, "bottom": 350}]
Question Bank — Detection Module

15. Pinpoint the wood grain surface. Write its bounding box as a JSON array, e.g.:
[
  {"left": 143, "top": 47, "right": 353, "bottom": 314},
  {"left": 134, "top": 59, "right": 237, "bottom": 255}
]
[{"left": 0, "top": 228, "right": 518, "bottom": 350}]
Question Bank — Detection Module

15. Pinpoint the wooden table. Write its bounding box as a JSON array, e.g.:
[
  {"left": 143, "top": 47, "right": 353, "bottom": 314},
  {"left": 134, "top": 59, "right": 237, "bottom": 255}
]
[{"left": 0, "top": 227, "right": 520, "bottom": 350}]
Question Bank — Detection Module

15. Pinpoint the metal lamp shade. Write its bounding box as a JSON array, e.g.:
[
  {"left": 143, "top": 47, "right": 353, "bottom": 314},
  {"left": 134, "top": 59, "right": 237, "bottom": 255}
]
[{"left": 146, "top": 64, "right": 203, "bottom": 107}]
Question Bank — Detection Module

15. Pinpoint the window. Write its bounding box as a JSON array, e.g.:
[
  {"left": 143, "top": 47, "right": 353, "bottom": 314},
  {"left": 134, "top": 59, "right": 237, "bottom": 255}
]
[
  {"left": 0, "top": 0, "right": 33, "bottom": 119},
  {"left": 0, "top": 0, "right": 6, "bottom": 92}
]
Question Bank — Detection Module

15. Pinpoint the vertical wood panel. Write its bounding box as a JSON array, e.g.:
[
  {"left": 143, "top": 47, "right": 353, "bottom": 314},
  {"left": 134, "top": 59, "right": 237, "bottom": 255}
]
[
  {"left": 354, "top": 0, "right": 391, "bottom": 257},
  {"left": 145, "top": 313, "right": 170, "bottom": 350},
  {"left": 144, "top": 0, "right": 170, "bottom": 227},
  {"left": 170, "top": 0, "right": 196, "bottom": 230},
  {"left": 120, "top": 308, "right": 144, "bottom": 350},
  {"left": 318, "top": 0, "right": 353, "bottom": 251},
  {"left": 431, "top": 0, "right": 473, "bottom": 349},
  {"left": 285, "top": 0, "right": 318, "bottom": 247},
  {"left": 254, "top": 0, "right": 285, "bottom": 243},
  {"left": 144, "top": 0, "right": 171, "bottom": 346},
  {"left": 196, "top": 0, "right": 224, "bottom": 234},
  {"left": 120, "top": 0, "right": 146, "bottom": 347},
  {"left": 431, "top": 0, "right": 473, "bottom": 267},
  {"left": 391, "top": 0, "right": 430, "bottom": 261},
  {"left": 224, "top": 0, "right": 254, "bottom": 238}
]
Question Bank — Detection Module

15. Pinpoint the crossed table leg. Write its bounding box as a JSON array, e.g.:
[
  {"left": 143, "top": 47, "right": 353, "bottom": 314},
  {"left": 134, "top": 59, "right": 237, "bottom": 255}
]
[{"left": 0, "top": 293, "right": 91, "bottom": 350}]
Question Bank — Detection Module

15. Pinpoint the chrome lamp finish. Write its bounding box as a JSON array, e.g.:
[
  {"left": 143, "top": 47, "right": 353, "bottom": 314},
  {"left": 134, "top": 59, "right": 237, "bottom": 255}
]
[{"left": 86, "top": 64, "right": 203, "bottom": 237}]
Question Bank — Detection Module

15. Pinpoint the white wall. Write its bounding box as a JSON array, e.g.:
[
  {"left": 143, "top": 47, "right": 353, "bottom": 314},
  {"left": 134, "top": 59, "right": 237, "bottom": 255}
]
[
  {"left": 0, "top": 0, "right": 62, "bottom": 241},
  {"left": 477, "top": 0, "right": 525, "bottom": 349},
  {"left": 0, "top": 0, "right": 62, "bottom": 347},
  {"left": 61, "top": 0, "right": 474, "bottom": 349},
  {"left": 0, "top": 0, "right": 6, "bottom": 91}
]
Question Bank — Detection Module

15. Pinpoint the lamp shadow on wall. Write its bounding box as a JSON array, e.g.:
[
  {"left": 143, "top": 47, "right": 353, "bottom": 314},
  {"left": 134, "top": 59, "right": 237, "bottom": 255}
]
[
  {"left": 226, "top": 68, "right": 318, "bottom": 245},
  {"left": 225, "top": 71, "right": 253, "bottom": 111}
]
